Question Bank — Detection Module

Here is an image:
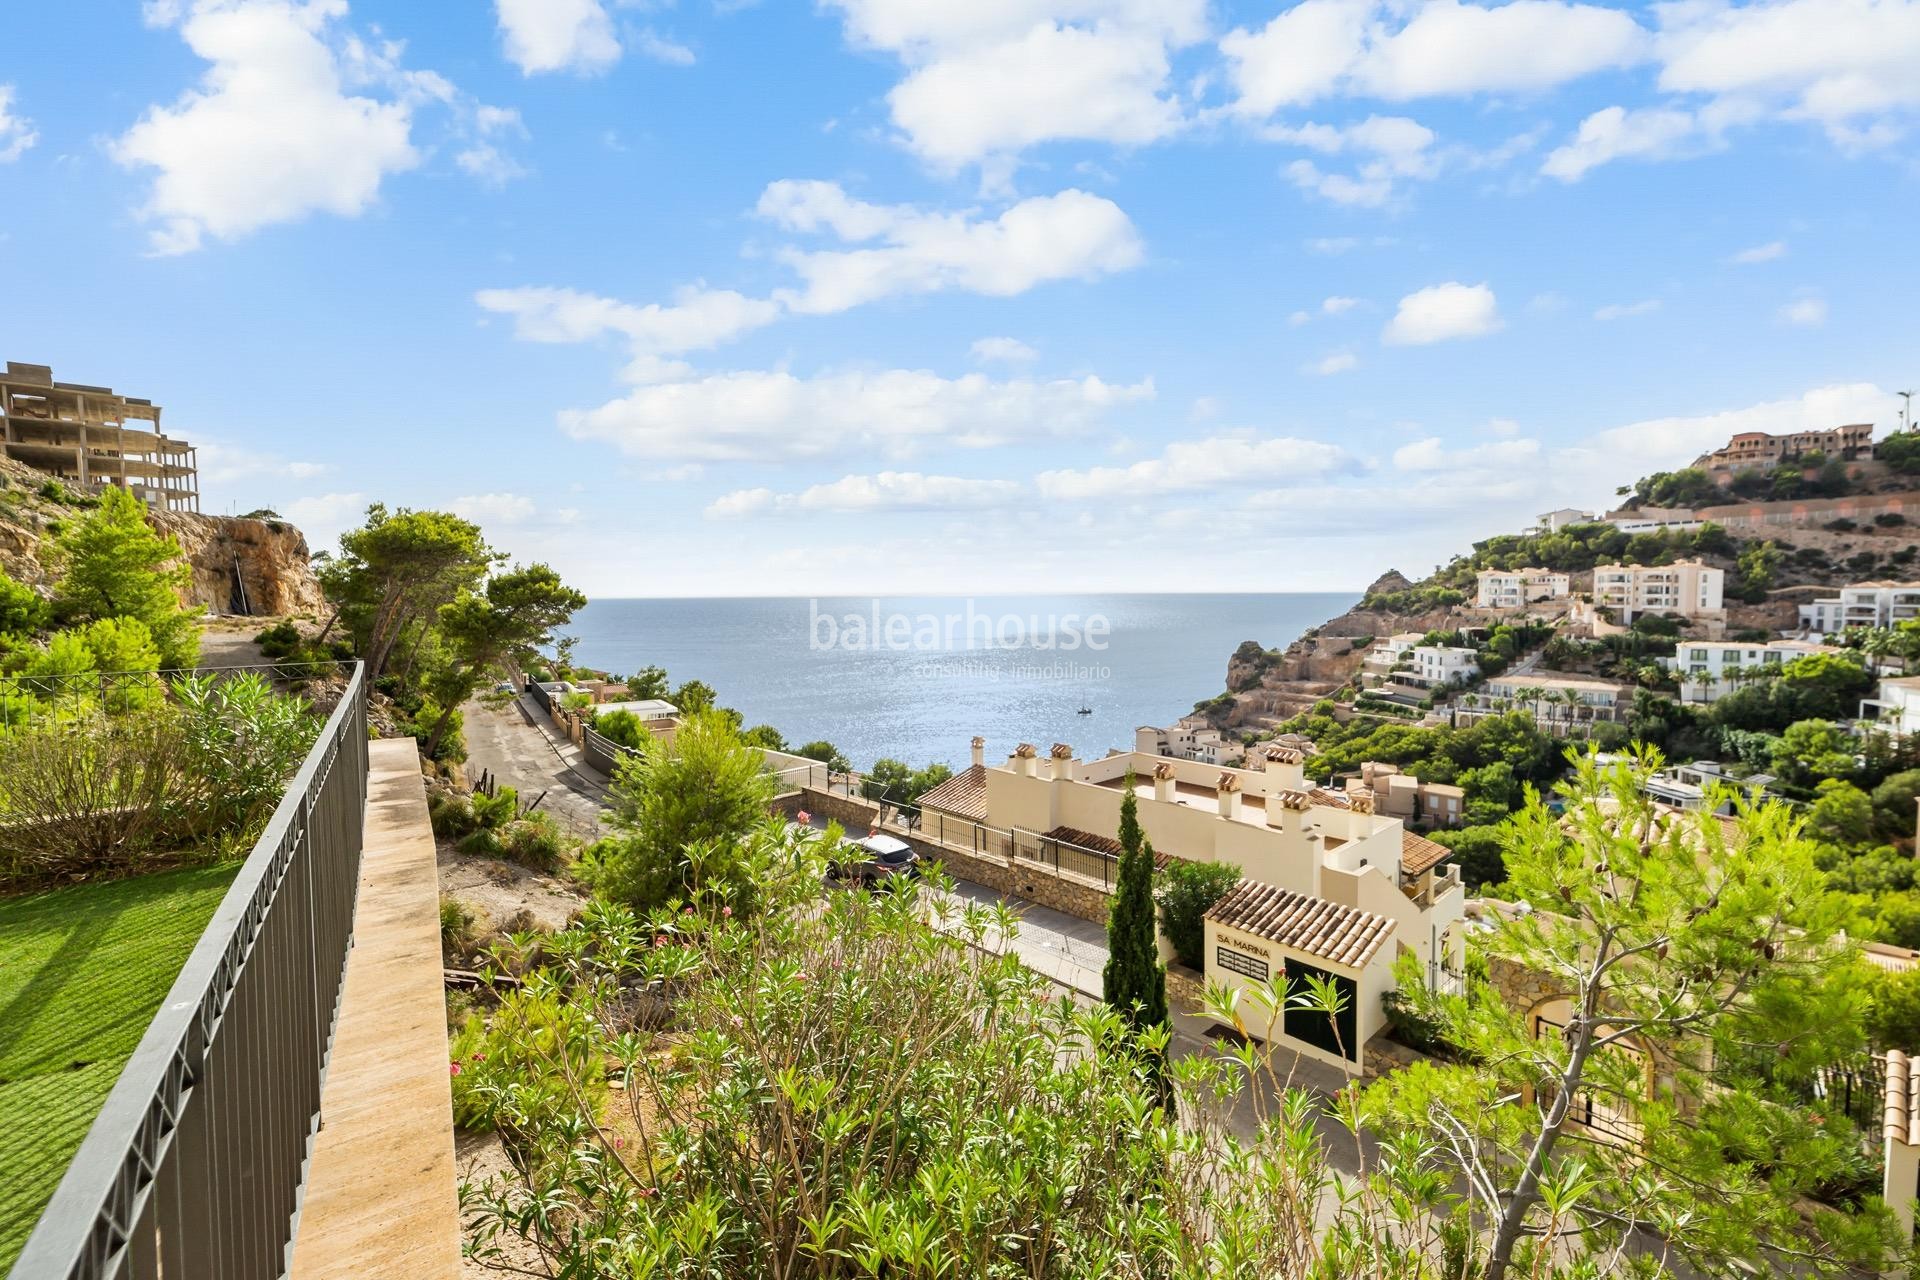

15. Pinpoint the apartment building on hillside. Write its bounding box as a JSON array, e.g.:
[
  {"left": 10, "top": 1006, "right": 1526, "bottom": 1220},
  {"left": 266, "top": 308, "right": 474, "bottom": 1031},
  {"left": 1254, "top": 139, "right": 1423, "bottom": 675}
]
[
  {"left": 1344, "top": 761, "right": 1464, "bottom": 828},
  {"left": 1800, "top": 582, "right": 1920, "bottom": 636},
  {"left": 1692, "top": 423, "right": 1874, "bottom": 474},
  {"left": 1407, "top": 644, "right": 1480, "bottom": 688},
  {"left": 1457, "top": 672, "right": 1631, "bottom": 734},
  {"left": 1591, "top": 560, "right": 1724, "bottom": 623},
  {"left": 1475, "top": 567, "right": 1571, "bottom": 609},
  {"left": 1136, "top": 717, "right": 1243, "bottom": 766},
  {"left": 1667, "top": 639, "right": 1835, "bottom": 702},
  {"left": 1360, "top": 632, "right": 1427, "bottom": 687},
  {"left": 0, "top": 361, "right": 198, "bottom": 511},
  {"left": 918, "top": 739, "right": 1467, "bottom": 1074},
  {"left": 1860, "top": 677, "right": 1920, "bottom": 737},
  {"left": 1536, "top": 507, "right": 1595, "bottom": 533}
]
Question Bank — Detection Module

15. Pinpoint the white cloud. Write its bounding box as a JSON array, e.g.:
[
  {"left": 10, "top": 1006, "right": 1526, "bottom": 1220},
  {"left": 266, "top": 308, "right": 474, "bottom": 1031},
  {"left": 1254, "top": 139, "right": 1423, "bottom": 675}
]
[
  {"left": 1307, "top": 351, "right": 1359, "bottom": 375},
  {"left": 1393, "top": 435, "right": 1541, "bottom": 471},
  {"left": 971, "top": 336, "right": 1039, "bottom": 364},
  {"left": 1383, "top": 281, "right": 1502, "bottom": 345},
  {"left": 1654, "top": 0, "right": 1920, "bottom": 145},
  {"left": 1778, "top": 296, "right": 1829, "bottom": 326},
  {"left": 1322, "top": 295, "right": 1360, "bottom": 314},
  {"left": 1273, "top": 114, "right": 1440, "bottom": 206},
  {"left": 450, "top": 491, "right": 537, "bottom": 524},
  {"left": 759, "top": 181, "right": 1144, "bottom": 314},
  {"left": 1221, "top": 0, "right": 1648, "bottom": 116},
  {"left": 1540, "top": 102, "right": 1751, "bottom": 180},
  {"left": 115, "top": 0, "right": 514, "bottom": 254},
  {"left": 560, "top": 367, "right": 1155, "bottom": 462},
  {"left": 196, "top": 439, "right": 332, "bottom": 485},
  {"left": 1289, "top": 309, "right": 1313, "bottom": 326},
  {"left": 494, "top": 0, "right": 619, "bottom": 75},
  {"left": 283, "top": 491, "right": 367, "bottom": 550},
  {"left": 1731, "top": 239, "right": 1787, "bottom": 263},
  {"left": 476, "top": 285, "right": 781, "bottom": 357},
  {"left": 634, "top": 30, "right": 696, "bottom": 65},
  {"left": 1035, "top": 432, "right": 1349, "bottom": 500},
  {"left": 1484, "top": 417, "right": 1522, "bottom": 438},
  {"left": 0, "top": 86, "right": 37, "bottom": 162},
  {"left": 1593, "top": 298, "right": 1662, "bottom": 320},
  {"left": 823, "top": 0, "right": 1208, "bottom": 169},
  {"left": 1572, "top": 382, "right": 1895, "bottom": 468},
  {"left": 706, "top": 471, "right": 1023, "bottom": 518}
]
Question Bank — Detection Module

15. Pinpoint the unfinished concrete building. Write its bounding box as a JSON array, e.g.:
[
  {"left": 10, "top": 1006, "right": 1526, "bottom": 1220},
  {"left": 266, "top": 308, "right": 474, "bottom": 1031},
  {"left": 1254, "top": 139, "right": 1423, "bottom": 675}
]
[{"left": 0, "top": 361, "right": 198, "bottom": 512}]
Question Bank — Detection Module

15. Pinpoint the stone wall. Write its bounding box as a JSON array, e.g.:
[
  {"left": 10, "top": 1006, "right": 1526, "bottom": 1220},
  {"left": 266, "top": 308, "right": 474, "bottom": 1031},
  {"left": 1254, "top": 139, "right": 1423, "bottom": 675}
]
[
  {"left": 1486, "top": 953, "right": 1565, "bottom": 1017},
  {"left": 1166, "top": 963, "right": 1206, "bottom": 1020},
  {"left": 1362, "top": 1033, "right": 1436, "bottom": 1082}
]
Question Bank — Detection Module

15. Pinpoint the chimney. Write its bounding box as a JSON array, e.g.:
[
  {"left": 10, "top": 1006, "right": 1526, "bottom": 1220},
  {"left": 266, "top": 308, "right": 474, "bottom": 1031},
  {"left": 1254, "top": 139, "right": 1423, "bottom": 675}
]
[
  {"left": 970, "top": 735, "right": 985, "bottom": 769},
  {"left": 1216, "top": 771, "right": 1242, "bottom": 820},
  {"left": 1152, "top": 760, "right": 1176, "bottom": 803},
  {"left": 1011, "top": 743, "right": 1037, "bottom": 777},
  {"left": 1049, "top": 743, "right": 1074, "bottom": 781},
  {"left": 1263, "top": 745, "right": 1306, "bottom": 792},
  {"left": 1268, "top": 788, "right": 1309, "bottom": 834}
]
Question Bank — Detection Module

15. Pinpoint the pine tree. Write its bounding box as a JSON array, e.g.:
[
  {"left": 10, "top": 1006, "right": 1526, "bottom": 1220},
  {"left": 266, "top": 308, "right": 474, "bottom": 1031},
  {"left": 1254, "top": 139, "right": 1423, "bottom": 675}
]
[{"left": 1103, "top": 774, "right": 1168, "bottom": 1034}]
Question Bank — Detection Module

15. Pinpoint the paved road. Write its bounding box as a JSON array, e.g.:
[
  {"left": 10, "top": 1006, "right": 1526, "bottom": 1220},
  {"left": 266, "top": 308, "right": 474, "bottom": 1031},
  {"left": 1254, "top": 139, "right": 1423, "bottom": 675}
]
[{"left": 459, "top": 694, "right": 609, "bottom": 840}]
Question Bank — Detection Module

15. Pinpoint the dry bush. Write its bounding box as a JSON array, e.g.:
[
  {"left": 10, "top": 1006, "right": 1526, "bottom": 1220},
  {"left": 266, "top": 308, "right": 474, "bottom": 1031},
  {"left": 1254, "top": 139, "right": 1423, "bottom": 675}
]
[{"left": 0, "top": 711, "right": 197, "bottom": 886}]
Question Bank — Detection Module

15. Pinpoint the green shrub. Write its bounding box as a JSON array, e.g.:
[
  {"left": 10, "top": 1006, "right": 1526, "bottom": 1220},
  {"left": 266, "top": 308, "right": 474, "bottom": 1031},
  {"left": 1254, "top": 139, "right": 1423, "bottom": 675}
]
[
  {"left": 471, "top": 787, "right": 519, "bottom": 829},
  {"left": 429, "top": 792, "right": 479, "bottom": 838},
  {"left": 168, "top": 673, "right": 321, "bottom": 851},
  {"left": 447, "top": 987, "right": 606, "bottom": 1138},
  {"left": 0, "top": 710, "right": 188, "bottom": 887},
  {"left": 441, "top": 896, "right": 477, "bottom": 958},
  {"left": 1154, "top": 858, "right": 1242, "bottom": 969},
  {"left": 254, "top": 621, "right": 302, "bottom": 658},
  {"left": 498, "top": 811, "right": 567, "bottom": 872}
]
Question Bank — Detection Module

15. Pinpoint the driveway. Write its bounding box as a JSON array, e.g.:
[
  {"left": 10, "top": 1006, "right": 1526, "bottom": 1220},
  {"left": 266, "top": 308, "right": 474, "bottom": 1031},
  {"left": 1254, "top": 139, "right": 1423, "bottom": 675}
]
[{"left": 459, "top": 694, "right": 609, "bottom": 840}]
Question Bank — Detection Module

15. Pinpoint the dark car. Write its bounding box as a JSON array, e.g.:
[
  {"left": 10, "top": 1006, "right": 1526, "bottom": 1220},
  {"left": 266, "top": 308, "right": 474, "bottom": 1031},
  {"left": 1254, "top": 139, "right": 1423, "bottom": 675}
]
[{"left": 827, "top": 833, "right": 920, "bottom": 886}]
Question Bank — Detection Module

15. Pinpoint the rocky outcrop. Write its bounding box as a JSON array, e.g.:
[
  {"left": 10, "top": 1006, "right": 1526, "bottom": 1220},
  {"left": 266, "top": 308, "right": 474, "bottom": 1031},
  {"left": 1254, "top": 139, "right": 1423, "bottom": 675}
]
[
  {"left": 0, "top": 454, "right": 323, "bottom": 617},
  {"left": 151, "top": 511, "right": 326, "bottom": 618}
]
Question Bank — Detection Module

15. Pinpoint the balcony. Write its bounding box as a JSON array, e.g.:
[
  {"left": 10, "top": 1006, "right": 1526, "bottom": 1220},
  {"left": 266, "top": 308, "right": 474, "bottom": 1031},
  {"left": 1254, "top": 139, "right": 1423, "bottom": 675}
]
[{"left": 5, "top": 665, "right": 459, "bottom": 1280}]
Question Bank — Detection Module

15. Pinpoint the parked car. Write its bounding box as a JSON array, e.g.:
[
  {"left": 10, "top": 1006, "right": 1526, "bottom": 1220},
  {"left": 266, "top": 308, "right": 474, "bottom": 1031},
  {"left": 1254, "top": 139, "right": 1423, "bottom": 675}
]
[{"left": 827, "top": 833, "right": 919, "bottom": 886}]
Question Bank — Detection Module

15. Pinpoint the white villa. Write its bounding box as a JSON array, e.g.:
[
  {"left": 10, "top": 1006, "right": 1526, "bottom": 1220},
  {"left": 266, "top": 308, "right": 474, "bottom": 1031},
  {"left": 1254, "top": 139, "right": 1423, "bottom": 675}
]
[
  {"left": 1591, "top": 560, "right": 1725, "bottom": 623},
  {"left": 1536, "top": 507, "right": 1594, "bottom": 533},
  {"left": 1667, "top": 639, "right": 1834, "bottom": 703},
  {"left": 1360, "top": 632, "right": 1427, "bottom": 686},
  {"left": 1136, "top": 718, "right": 1242, "bottom": 767},
  {"left": 1458, "top": 673, "right": 1631, "bottom": 733},
  {"left": 919, "top": 739, "right": 1467, "bottom": 1074},
  {"left": 1861, "top": 676, "right": 1920, "bottom": 737},
  {"left": 1407, "top": 644, "right": 1481, "bottom": 688},
  {"left": 1800, "top": 582, "right": 1920, "bottom": 636},
  {"left": 1475, "top": 568, "right": 1572, "bottom": 609}
]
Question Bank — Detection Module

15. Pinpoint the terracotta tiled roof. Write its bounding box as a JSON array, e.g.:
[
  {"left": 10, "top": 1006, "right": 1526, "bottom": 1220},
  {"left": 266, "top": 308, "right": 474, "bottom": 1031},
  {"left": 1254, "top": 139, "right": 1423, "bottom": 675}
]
[
  {"left": 1205, "top": 880, "right": 1396, "bottom": 970},
  {"left": 1887, "top": 1051, "right": 1920, "bottom": 1147},
  {"left": 1042, "top": 825, "right": 1125, "bottom": 857},
  {"left": 918, "top": 764, "right": 987, "bottom": 820},
  {"left": 1401, "top": 831, "right": 1454, "bottom": 876},
  {"left": 1308, "top": 787, "right": 1351, "bottom": 809}
]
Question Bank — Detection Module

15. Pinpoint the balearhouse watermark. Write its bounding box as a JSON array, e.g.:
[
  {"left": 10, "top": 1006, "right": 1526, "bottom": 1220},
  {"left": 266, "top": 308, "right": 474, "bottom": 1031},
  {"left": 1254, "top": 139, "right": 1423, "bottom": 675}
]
[{"left": 809, "top": 599, "right": 1111, "bottom": 653}]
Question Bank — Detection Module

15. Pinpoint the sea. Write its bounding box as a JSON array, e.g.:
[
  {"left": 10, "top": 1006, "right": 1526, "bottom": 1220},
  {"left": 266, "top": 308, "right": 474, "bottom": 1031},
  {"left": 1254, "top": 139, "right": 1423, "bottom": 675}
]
[{"left": 562, "top": 593, "right": 1356, "bottom": 772}]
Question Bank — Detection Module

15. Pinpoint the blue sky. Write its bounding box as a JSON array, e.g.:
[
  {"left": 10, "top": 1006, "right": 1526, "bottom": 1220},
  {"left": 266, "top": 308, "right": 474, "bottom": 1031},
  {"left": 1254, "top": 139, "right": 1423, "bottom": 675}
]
[{"left": 1, "top": 0, "right": 1915, "bottom": 596}]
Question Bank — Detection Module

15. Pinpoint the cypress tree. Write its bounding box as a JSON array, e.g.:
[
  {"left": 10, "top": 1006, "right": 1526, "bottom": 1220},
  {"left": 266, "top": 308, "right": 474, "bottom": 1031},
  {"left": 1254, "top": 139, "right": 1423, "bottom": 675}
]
[{"left": 1102, "top": 774, "right": 1168, "bottom": 1034}]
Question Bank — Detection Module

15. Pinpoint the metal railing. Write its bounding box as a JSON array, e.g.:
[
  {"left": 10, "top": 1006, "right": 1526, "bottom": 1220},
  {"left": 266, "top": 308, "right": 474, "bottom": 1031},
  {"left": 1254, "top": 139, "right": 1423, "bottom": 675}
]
[
  {"left": 0, "top": 661, "right": 357, "bottom": 730},
  {"left": 880, "top": 802, "right": 1120, "bottom": 890},
  {"left": 10, "top": 662, "right": 371, "bottom": 1280}
]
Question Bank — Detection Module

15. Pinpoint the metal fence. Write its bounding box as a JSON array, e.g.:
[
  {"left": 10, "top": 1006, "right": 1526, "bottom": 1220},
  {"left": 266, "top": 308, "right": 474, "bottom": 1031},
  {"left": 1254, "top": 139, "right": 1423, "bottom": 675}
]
[
  {"left": 10, "top": 662, "right": 371, "bottom": 1280},
  {"left": 883, "top": 802, "right": 1120, "bottom": 890}
]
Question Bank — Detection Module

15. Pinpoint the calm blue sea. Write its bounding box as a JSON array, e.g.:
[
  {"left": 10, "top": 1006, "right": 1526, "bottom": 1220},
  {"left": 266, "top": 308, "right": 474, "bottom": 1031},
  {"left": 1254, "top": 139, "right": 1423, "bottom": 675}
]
[{"left": 562, "top": 594, "right": 1354, "bottom": 772}]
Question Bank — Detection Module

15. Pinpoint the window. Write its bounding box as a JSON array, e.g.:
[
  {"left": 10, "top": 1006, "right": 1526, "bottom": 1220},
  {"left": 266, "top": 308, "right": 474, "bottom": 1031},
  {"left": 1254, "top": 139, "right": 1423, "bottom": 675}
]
[{"left": 1215, "top": 945, "right": 1269, "bottom": 982}]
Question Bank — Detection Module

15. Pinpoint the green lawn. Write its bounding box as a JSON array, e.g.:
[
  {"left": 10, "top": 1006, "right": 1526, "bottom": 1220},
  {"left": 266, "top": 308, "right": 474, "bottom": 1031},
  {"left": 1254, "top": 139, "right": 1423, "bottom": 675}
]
[{"left": 0, "top": 865, "right": 237, "bottom": 1272}]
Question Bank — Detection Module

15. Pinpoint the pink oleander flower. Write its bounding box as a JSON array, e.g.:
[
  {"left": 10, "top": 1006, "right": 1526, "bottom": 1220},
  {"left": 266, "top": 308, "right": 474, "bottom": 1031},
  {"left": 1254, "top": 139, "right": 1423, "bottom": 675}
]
[
  {"left": 682, "top": 906, "right": 694, "bottom": 916},
  {"left": 638, "top": 1186, "right": 658, "bottom": 1199},
  {"left": 795, "top": 970, "right": 811, "bottom": 983},
  {"left": 613, "top": 1136, "right": 626, "bottom": 1148},
  {"left": 721, "top": 906, "right": 733, "bottom": 918},
  {"left": 449, "top": 1063, "right": 462, "bottom": 1076},
  {"left": 654, "top": 934, "right": 669, "bottom": 948}
]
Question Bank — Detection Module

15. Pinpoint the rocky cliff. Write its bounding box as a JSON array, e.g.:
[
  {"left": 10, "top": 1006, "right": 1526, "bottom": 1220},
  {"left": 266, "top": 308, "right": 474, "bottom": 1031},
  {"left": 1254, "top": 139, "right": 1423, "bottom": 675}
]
[
  {"left": 1207, "top": 570, "right": 1482, "bottom": 729},
  {"left": 0, "top": 453, "right": 324, "bottom": 617}
]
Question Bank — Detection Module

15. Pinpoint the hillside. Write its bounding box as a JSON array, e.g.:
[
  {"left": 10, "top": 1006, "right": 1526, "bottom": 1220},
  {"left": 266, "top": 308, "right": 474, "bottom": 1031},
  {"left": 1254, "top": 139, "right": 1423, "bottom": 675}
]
[
  {"left": 1202, "top": 443, "right": 1920, "bottom": 734},
  {"left": 0, "top": 453, "right": 324, "bottom": 618}
]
